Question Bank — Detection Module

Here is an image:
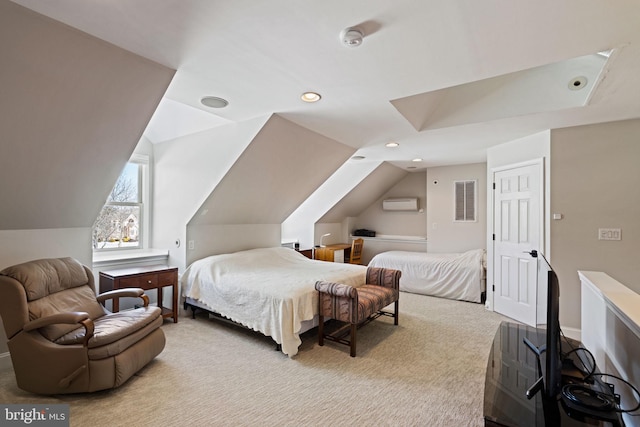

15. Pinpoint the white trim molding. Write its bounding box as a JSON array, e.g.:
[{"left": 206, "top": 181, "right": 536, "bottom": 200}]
[{"left": 579, "top": 270, "right": 640, "bottom": 426}]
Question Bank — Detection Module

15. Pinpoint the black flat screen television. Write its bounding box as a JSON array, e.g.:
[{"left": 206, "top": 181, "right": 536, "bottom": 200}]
[
  {"left": 544, "top": 267, "right": 563, "bottom": 397},
  {"left": 524, "top": 250, "right": 563, "bottom": 400}
]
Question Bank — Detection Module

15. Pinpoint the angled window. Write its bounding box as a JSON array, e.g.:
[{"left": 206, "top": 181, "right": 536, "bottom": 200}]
[
  {"left": 454, "top": 180, "right": 477, "bottom": 222},
  {"left": 93, "top": 155, "right": 149, "bottom": 250}
]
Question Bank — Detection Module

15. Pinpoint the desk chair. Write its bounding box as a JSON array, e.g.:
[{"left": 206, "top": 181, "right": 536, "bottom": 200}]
[{"left": 346, "top": 238, "right": 364, "bottom": 264}]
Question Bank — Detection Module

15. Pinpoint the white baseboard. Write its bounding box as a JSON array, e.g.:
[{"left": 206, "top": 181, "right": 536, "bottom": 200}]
[
  {"left": 562, "top": 326, "right": 581, "bottom": 342},
  {"left": 0, "top": 352, "right": 12, "bottom": 371}
]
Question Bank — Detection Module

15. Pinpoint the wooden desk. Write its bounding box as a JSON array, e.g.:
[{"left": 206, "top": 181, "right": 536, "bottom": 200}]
[
  {"left": 99, "top": 264, "right": 178, "bottom": 323},
  {"left": 315, "top": 244, "right": 351, "bottom": 262}
]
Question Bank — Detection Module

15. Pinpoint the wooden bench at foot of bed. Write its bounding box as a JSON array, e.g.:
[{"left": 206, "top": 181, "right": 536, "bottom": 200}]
[{"left": 315, "top": 267, "right": 401, "bottom": 357}]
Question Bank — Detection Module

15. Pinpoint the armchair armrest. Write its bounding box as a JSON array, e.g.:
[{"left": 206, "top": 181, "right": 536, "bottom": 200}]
[
  {"left": 315, "top": 281, "right": 357, "bottom": 299},
  {"left": 24, "top": 312, "right": 95, "bottom": 346},
  {"left": 365, "top": 267, "right": 401, "bottom": 290},
  {"left": 315, "top": 281, "right": 358, "bottom": 324},
  {"left": 97, "top": 288, "right": 150, "bottom": 307}
]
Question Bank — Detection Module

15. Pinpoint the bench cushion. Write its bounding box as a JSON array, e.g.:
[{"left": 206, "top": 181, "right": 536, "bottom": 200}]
[{"left": 355, "top": 285, "right": 399, "bottom": 323}]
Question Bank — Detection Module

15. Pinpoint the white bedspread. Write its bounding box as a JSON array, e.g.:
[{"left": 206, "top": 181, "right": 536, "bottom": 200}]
[
  {"left": 180, "top": 247, "right": 366, "bottom": 356},
  {"left": 368, "top": 249, "right": 486, "bottom": 303}
]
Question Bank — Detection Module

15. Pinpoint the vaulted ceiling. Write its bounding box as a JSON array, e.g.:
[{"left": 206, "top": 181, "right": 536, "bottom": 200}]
[
  {"left": 0, "top": 1, "right": 174, "bottom": 230},
  {"left": 11, "top": 0, "right": 640, "bottom": 170}
]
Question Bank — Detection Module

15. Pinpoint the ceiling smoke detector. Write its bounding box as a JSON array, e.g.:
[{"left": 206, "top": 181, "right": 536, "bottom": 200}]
[{"left": 340, "top": 27, "right": 364, "bottom": 47}]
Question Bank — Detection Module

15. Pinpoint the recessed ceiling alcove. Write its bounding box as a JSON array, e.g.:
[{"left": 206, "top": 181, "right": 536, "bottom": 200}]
[{"left": 391, "top": 51, "right": 612, "bottom": 132}]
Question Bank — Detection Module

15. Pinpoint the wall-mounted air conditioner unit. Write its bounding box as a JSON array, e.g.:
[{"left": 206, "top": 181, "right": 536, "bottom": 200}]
[{"left": 382, "top": 198, "right": 419, "bottom": 211}]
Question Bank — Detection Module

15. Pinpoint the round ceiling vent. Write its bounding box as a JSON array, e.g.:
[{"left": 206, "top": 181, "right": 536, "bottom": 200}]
[
  {"left": 568, "top": 76, "right": 588, "bottom": 91},
  {"left": 201, "top": 96, "right": 229, "bottom": 108}
]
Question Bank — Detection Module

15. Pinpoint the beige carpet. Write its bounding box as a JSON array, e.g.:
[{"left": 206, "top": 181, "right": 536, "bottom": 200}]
[{"left": 0, "top": 293, "right": 507, "bottom": 427}]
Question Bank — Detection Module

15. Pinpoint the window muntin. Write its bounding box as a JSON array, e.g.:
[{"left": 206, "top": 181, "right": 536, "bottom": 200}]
[{"left": 93, "top": 161, "right": 144, "bottom": 250}]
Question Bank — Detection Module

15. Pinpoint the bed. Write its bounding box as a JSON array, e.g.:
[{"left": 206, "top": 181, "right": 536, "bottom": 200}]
[
  {"left": 368, "top": 249, "right": 486, "bottom": 303},
  {"left": 180, "top": 247, "right": 367, "bottom": 357}
]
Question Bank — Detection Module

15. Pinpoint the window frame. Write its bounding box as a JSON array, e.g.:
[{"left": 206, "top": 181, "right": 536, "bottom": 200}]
[{"left": 93, "top": 154, "right": 150, "bottom": 252}]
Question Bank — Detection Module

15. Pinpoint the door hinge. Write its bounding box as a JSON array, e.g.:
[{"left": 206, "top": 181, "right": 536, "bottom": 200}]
[
  {"left": 492, "top": 285, "right": 495, "bottom": 292},
  {"left": 492, "top": 234, "right": 495, "bottom": 241},
  {"left": 492, "top": 182, "right": 496, "bottom": 190}
]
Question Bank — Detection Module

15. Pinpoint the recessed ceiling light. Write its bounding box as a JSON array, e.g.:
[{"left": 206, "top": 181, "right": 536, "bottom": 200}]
[
  {"left": 351, "top": 155, "right": 366, "bottom": 160},
  {"left": 385, "top": 142, "right": 399, "bottom": 148},
  {"left": 201, "top": 96, "right": 229, "bottom": 108},
  {"left": 412, "top": 158, "right": 423, "bottom": 162},
  {"left": 301, "top": 92, "right": 321, "bottom": 103}
]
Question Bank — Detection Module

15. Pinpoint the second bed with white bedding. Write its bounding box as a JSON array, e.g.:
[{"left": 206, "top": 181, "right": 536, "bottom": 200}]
[{"left": 368, "top": 249, "right": 486, "bottom": 303}]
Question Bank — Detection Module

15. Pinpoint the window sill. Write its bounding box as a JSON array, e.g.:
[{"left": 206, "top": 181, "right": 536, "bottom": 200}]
[{"left": 92, "top": 249, "right": 170, "bottom": 269}]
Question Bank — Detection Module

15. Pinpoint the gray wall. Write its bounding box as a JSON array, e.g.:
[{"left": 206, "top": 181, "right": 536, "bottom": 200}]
[
  {"left": 426, "top": 163, "right": 487, "bottom": 253},
  {"left": 355, "top": 171, "right": 427, "bottom": 237},
  {"left": 0, "top": 2, "right": 174, "bottom": 369},
  {"left": 351, "top": 163, "right": 489, "bottom": 263},
  {"left": 551, "top": 119, "right": 640, "bottom": 330},
  {"left": 486, "top": 121, "right": 640, "bottom": 333},
  {"left": 0, "top": 1, "right": 174, "bottom": 231}
]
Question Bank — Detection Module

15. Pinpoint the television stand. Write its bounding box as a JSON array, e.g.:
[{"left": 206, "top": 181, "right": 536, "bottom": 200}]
[{"left": 484, "top": 322, "right": 624, "bottom": 427}]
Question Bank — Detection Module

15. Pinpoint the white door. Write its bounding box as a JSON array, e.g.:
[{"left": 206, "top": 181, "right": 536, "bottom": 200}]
[{"left": 493, "top": 162, "right": 542, "bottom": 326}]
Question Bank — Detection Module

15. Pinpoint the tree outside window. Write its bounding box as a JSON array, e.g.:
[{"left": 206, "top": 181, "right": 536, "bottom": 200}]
[{"left": 93, "top": 162, "right": 142, "bottom": 250}]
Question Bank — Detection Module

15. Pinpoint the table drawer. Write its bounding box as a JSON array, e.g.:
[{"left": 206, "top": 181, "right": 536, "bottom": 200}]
[{"left": 120, "top": 274, "right": 158, "bottom": 290}]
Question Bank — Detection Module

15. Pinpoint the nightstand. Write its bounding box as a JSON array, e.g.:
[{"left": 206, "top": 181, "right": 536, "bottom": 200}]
[
  {"left": 296, "top": 248, "right": 314, "bottom": 259},
  {"left": 99, "top": 264, "right": 178, "bottom": 323}
]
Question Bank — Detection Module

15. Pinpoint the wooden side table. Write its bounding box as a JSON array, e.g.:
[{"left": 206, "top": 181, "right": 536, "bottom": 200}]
[
  {"left": 99, "top": 264, "right": 178, "bottom": 323},
  {"left": 296, "top": 248, "right": 314, "bottom": 259}
]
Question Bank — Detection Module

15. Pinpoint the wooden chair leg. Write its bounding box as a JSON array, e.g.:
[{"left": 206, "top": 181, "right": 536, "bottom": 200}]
[
  {"left": 318, "top": 314, "right": 324, "bottom": 346},
  {"left": 350, "top": 323, "right": 357, "bottom": 357}
]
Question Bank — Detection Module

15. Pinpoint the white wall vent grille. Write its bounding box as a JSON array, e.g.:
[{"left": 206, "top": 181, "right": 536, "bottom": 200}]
[{"left": 454, "top": 180, "right": 477, "bottom": 222}]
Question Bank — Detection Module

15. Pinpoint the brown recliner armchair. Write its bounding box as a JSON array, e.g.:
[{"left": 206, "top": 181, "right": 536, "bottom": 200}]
[{"left": 0, "top": 257, "right": 166, "bottom": 394}]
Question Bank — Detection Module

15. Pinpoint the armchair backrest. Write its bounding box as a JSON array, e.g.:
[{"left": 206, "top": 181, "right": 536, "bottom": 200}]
[{"left": 0, "top": 258, "right": 106, "bottom": 341}]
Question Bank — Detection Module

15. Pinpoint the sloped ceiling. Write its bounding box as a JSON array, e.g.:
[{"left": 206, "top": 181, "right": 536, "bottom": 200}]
[
  {"left": 189, "top": 114, "right": 356, "bottom": 225},
  {"left": 6, "top": 0, "right": 640, "bottom": 238},
  {"left": 318, "top": 162, "right": 408, "bottom": 223},
  {"left": 10, "top": 1, "right": 640, "bottom": 171},
  {"left": 0, "top": 2, "right": 174, "bottom": 230},
  {"left": 391, "top": 52, "right": 610, "bottom": 132}
]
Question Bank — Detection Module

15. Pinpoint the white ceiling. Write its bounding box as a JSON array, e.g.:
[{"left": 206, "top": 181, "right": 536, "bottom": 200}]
[{"left": 13, "top": 0, "right": 640, "bottom": 169}]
